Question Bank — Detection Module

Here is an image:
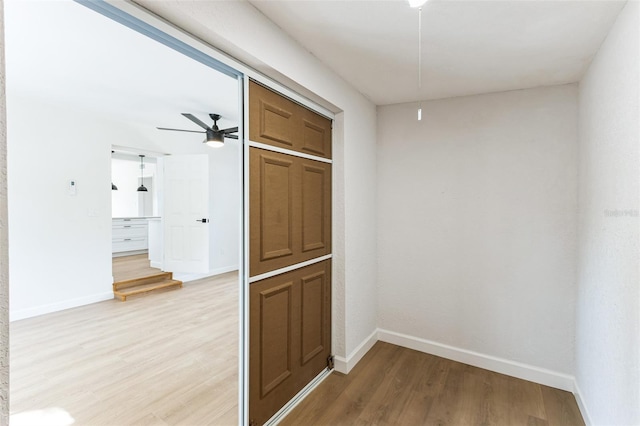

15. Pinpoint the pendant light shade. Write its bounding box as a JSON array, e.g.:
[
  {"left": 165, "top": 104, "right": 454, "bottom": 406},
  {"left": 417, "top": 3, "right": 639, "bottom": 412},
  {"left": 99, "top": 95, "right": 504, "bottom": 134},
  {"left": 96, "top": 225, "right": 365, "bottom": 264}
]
[
  {"left": 204, "top": 129, "right": 224, "bottom": 148},
  {"left": 137, "top": 155, "right": 148, "bottom": 192}
]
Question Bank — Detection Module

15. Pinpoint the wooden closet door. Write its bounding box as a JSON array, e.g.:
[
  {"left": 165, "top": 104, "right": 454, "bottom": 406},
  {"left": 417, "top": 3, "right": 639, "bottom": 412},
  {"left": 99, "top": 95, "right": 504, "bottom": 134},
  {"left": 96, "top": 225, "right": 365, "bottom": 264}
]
[
  {"left": 248, "top": 80, "right": 332, "bottom": 426},
  {"left": 249, "top": 81, "right": 331, "bottom": 159},
  {"left": 249, "top": 261, "right": 331, "bottom": 426},
  {"left": 249, "top": 148, "right": 331, "bottom": 276}
]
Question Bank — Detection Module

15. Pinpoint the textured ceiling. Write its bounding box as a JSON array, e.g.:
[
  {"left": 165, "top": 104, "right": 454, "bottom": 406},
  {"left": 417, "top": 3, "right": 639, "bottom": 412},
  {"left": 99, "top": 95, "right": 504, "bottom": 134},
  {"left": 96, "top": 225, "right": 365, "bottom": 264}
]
[{"left": 249, "top": 0, "right": 626, "bottom": 105}]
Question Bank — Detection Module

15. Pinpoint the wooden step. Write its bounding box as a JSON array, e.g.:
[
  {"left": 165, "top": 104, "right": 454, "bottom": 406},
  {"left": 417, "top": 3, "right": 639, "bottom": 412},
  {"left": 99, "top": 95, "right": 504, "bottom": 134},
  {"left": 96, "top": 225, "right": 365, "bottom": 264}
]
[
  {"left": 113, "top": 271, "right": 182, "bottom": 301},
  {"left": 113, "top": 272, "right": 173, "bottom": 291}
]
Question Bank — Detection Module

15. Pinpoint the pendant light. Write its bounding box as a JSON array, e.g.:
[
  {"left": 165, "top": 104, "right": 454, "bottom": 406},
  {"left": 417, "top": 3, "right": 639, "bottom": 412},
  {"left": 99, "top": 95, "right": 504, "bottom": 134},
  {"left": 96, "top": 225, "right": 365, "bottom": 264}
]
[
  {"left": 111, "top": 150, "right": 118, "bottom": 190},
  {"left": 137, "top": 155, "right": 148, "bottom": 192}
]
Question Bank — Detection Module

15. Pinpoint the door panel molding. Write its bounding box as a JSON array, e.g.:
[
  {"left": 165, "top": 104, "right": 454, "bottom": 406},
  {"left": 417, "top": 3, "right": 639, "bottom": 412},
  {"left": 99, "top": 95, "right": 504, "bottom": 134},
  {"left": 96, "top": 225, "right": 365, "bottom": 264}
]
[
  {"left": 259, "top": 100, "right": 296, "bottom": 147},
  {"left": 259, "top": 282, "right": 294, "bottom": 397},
  {"left": 301, "top": 164, "right": 327, "bottom": 253},
  {"left": 259, "top": 154, "right": 294, "bottom": 262},
  {"left": 300, "top": 271, "right": 326, "bottom": 365}
]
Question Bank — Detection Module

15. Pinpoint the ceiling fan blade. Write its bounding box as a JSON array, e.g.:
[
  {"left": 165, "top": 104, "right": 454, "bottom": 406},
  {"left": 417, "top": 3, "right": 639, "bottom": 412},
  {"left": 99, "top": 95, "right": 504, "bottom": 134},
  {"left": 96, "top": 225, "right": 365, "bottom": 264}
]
[
  {"left": 222, "top": 127, "right": 239, "bottom": 134},
  {"left": 157, "top": 127, "right": 205, "bottom": 134},
  {"left": 225, "top": 134, "right": 239, "bottom": 140},
  {"left": 182, "top": 113, "right": 211, "bottom": 130}
]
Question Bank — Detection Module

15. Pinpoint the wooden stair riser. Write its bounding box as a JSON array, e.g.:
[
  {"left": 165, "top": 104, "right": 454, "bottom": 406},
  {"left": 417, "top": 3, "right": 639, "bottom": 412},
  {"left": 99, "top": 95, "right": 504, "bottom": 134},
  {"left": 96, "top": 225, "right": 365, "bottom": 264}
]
[{"left": 114, "top": 279, "right": 183, "bottom": 302}]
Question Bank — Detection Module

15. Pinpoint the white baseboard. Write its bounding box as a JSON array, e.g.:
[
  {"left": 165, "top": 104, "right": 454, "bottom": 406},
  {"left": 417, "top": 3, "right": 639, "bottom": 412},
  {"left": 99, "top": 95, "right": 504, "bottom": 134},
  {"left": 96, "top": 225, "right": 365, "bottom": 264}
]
[
  {"left": 378, "top": 329, "right": 575, "bottom": 392},
  {"left": 334, "top": 328, "right": 378, "bottom": 374},
  {"left": 10, "top": 292, "right": 114, "bottom": 322},
  {"left": 174, "top": 265, "right": 238, "bottom": 283},
  {"left": 150, "top": 261, "right": 162, "bottom": 269},
  {"left": 573, "top": 380, "right": 593, "bottom": 425}
]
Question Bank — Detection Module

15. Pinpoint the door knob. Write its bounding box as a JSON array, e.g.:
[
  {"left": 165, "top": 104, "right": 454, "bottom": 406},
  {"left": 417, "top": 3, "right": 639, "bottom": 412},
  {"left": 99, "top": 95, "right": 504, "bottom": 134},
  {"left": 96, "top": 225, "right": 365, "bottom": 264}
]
[{"left": 196, "top": 218, "right": 209, "bottom": 223}]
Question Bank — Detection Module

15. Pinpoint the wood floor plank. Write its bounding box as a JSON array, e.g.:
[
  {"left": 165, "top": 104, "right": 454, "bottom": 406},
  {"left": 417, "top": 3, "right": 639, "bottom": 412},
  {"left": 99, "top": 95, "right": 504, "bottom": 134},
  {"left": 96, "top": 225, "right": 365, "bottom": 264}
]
[
  {"left": 540, "top": 384, "right": 585, "bottom": 426},
  {"left": 10, "top": 266, "right": 239, "bottom": 426},
  {"left": 283, "top": 342, "right": 585, "bottom": 426},
  {"left": 508, "top": 375, "right": 547, "bottom": 424},
  {"left": 354, "top": 346, "right": 431, "bottom": 425}
]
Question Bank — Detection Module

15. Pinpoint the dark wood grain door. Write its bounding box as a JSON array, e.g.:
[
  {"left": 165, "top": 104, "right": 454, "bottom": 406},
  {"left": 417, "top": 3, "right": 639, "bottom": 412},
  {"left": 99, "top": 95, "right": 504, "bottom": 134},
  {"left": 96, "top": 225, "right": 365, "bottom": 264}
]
[
  {"left": 248, "top": 80, "right": 332, "bottom": 426},
  {"left": 249, "top": 148, "right": 331, "bottom": 276},
  {"left": 249, "top": 261, "right": 331, "bottom": 426}
]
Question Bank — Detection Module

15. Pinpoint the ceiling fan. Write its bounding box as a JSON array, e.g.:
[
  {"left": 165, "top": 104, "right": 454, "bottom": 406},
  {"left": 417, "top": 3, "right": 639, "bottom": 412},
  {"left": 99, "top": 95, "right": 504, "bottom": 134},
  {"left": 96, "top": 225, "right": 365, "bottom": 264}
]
[{"left": 157, "top": 113, "right": 238, "bottom": 148}]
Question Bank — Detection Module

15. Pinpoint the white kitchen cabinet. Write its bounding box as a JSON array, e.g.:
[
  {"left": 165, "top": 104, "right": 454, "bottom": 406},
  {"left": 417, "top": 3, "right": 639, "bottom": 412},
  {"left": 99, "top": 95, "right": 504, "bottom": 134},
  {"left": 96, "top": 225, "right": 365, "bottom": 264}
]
[{"left": 112, "top": 218, "right": 148, "bottom": 255}]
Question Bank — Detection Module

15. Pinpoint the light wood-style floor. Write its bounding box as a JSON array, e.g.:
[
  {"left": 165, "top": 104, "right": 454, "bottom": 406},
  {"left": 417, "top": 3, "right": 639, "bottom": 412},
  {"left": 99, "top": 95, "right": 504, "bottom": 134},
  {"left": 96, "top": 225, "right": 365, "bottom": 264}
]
[
  {"left": 10, "top": 263, "right": 239, "bottom": 425},
  {"left": 282, "top": 342, "right": 584, "bottom": 426},
  {"left": 112, "top": 253, "right": 164, "bottom": 282}
]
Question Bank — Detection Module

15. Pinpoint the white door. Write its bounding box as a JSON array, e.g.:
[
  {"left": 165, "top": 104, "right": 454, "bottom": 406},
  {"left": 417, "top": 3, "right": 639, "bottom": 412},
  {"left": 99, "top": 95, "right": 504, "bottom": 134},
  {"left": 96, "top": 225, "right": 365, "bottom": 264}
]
[{"left": 163, "top": 154, "right": 210, "bottom": 273}]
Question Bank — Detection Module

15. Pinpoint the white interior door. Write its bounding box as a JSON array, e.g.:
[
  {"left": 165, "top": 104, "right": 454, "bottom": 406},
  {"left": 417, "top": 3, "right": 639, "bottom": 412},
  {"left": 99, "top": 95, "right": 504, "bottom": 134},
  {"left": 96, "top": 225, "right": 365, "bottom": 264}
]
[{"left": 163, "top": 154, "right": 210, "bottom": 273}]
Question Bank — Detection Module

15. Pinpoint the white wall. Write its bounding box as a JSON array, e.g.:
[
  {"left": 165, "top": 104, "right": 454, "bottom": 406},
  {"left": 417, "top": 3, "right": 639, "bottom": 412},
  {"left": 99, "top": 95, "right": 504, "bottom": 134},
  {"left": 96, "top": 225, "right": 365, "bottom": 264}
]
[
  {"left": 7, "top": 93, "right": 241, "bottom": 320},
  {"left": 576, "top": 1, "right": 640, "bottom": 424},
  {"left": 111, "top": 156, "right": 157, "bottom": 218},
  {"left": 0, "top": 0, "right": 10, "bottom": 420},
  {"left": 377, "top": 85, "right": 578, "bottom": 382},
  {"left": 7, "top": 95, "right": 114, "bottom": 320},
  {"left": 134, "top": 0, "right": 379, "bottom": 364}
]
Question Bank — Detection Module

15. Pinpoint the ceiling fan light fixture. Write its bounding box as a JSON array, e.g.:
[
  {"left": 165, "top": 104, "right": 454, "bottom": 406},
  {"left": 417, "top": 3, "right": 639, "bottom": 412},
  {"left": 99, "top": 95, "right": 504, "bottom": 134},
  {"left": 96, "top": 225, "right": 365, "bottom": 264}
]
[
  {"left": 158, "top": 113, "right": 237, "bottom": 146},
  {"left": 204, "top": 129, "right": 224, "bottom": 148},
  {"left": 408, "top": 0, "right": 427, "bottom": 8}
]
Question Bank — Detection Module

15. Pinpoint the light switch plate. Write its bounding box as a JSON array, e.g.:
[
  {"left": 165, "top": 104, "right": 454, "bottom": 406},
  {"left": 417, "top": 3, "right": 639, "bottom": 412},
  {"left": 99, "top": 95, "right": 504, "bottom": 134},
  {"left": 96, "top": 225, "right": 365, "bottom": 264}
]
[{"left": 68, "top": 180, "right": 77, "bottom": 196}]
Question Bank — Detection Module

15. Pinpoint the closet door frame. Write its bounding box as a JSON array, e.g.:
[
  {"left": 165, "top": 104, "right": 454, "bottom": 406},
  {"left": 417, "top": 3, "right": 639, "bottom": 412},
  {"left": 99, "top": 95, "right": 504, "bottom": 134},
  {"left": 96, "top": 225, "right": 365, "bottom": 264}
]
[{"left": 72, "top": 4, "right": 336, "bottom": 425}]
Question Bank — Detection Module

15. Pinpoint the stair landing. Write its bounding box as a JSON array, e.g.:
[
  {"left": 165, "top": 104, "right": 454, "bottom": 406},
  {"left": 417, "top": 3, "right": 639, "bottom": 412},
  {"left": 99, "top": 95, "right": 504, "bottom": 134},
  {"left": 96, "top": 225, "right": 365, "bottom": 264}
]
[{"left": 113, "top": 271, "right": 182, "bottom": 301}]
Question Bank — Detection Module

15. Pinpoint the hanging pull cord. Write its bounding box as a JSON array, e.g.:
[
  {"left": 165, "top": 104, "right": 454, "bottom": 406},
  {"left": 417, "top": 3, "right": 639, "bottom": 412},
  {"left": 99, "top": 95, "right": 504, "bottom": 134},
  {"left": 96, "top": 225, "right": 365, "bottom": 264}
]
[
  {"left": 418, "top": 7, "right": 422, "bottom": 90},
  {"left": 418, "top": 7, "right": 423, "bottom": 120}
]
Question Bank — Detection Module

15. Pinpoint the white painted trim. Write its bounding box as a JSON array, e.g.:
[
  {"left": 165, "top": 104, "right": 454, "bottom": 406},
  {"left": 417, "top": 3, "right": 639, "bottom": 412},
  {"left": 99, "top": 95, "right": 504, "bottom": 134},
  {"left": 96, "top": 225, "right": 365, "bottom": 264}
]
[
  {"left": 378, "top": 329, "right": 574, "bottom": 392},
  {"left": 248, "top": 76, "right": 334, "bottom": 121},
  {"left": 249, "top": 141, "right": 333, "bottom": 164},
  {"left": 333, "top": 328, "right": 378, "bottom": 374},
  {"left": 240, "top": 75, "right": 251, "bottom": 426},
  {"left": 150, "top": 261, "right": 162, "bottom": 269},
  {"left": 266, "top": 367, "right": 332, "bottom": 426},
  {"left": 10, "top": 292, "right": 114, "bottom": 322},
  {"left": 573, "top": 380, "right": 593, "bottom": 425},
  {"left": 378, "top": 329, "right": 575, "bottom": 392},
  {"left": 249, "top": 254, "right": 333, "bottom": 283}
]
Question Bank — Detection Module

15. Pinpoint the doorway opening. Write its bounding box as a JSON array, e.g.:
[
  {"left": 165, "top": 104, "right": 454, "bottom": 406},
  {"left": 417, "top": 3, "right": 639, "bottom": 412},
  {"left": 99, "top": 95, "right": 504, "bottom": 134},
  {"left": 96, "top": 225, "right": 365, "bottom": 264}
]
[{"left": 5, "top": 0, "right": 243, "bottom": 424}]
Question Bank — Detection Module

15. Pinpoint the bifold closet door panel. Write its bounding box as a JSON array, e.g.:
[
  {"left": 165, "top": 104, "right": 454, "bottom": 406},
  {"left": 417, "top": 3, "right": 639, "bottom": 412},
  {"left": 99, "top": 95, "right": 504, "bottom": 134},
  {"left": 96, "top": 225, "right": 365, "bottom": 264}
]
[
  {"left": 249, "top": 260, "right": 331, "bottom": 426},
  {"left": 249, "top": 148, "right": 331, "bottom": 277},
  {"left": 249, "top": 80, "right": 332, "bottom": 159}
]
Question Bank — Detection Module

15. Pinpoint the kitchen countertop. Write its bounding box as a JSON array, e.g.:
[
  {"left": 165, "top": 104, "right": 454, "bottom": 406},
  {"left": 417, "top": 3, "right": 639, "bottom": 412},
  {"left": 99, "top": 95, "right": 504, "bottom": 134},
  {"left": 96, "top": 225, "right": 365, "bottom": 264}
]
[{"left": 112, "top": 217, "right": 161, "bottom": 220}]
